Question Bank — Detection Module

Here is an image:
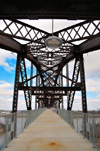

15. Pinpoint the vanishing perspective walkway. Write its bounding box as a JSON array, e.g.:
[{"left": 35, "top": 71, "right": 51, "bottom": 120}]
[{"left": 3, "top": 109, "right": 98, "bottom": 151}]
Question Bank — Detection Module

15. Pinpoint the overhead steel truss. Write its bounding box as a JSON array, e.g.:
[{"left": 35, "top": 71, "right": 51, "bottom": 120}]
[{"left": 1, "top": 18, "right": 100, "bottom": 113}]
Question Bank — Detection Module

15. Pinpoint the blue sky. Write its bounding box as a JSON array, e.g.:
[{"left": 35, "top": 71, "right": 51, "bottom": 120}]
[{"left": 0, "top": 19, "right": 100, "bottom": 111}]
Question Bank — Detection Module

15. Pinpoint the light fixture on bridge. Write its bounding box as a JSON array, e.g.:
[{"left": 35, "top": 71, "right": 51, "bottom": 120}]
[
  {"left": 45, "top": 36, "right": 63, "bottom": 49},
  {"left": 45, "top": 19, "right": 63, "bottom": 49}
]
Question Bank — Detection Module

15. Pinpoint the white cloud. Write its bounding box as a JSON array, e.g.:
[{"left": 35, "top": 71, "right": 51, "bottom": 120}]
[
  {"left": 0, "top": 81, "right": 13, "bottom": 109},
  {"left": 0, "top": 81, "right": 13, "bottom": 89},
  {"left": 86, "top": 78, "right": 100, "bottom": 92},
  {"left": 63, "top": 90, "right": 100, "bottom": 111},
  {"left": 84, "top": 50, "right": 100, "bottom": 77},
  {"left": 71, "top": 95, "right": 100, "bottom": 111},
  {"left": 0, "top": 98, "right": 12, "bottom": 110},
  {"left": 0, "top": 81, "right": 28, "bottom": 110},
  {"left": 0, "top": 49, "right": 16, "bottom": 72},
  {"left": 87, "top": 98, "right": 100, "bottom": 110},
  {"left": 4, "top": 66, "right": 15, "bottom": 72},
  {"left": 0, "top": 81, "right": 13, "bottom": 110}
]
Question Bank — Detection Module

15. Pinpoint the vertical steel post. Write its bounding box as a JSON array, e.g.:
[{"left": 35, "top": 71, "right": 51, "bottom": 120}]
[
  {"left": 20, "top": 58, "right": 31, "bottom": 110},
  {"left": 66, "top": 63, "right": 69, "bottom": 109},
  {"left": 58, "top": 101, "right": 60, "bottom": 108},
  {"left": 12, "top": 54, "right": 21, "bottom": 138},
  {"left": 35, "top": 68, "right": 38, "bottom": 109},
  {"left": 30, "top": 63, "right": 33, "bottom": 109},
  {"left": 36, "top": 68, "right": 40, "bottom": 108},
  {"left": 38, "top": 100, "right": 40, "bottom": 109},
  {"left": 59, "top": 70, "right": 63, "bottom": 109},
  {"left": 58, "top": 75, "right": 60, "bottom": 109},
  {"left": 30, "top": 63, "right": 33, "bottom": 87},
  {"left": 12, "top": 54, "right": 21, "bottom": 113},
  {"left": 79, "top": 54, "right": 87, "bottom": 139},
  {"left": 67, "top": 58, "right": 80, "bottom": 110},
  {"left": 35, "top": 100, "right": 37, "bottom": 109},
  {"left": 66, "top": 63, "right": 69, "bottom": 87},
  {"left": 61, "top": 69, "right": 63, "bottom": 109},
  {"left": 79, "top": 54, "right": 87, "bottom": 113}
]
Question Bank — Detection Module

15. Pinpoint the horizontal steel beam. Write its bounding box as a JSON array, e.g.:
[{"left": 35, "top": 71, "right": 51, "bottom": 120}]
[
  {"left": 0, "top": 34, "right": 38, "bottom": 64},
  {"left": 32, "top": 93, "right": 68, "bottom": 96},
  {"left": 36, "top": 98, "right": 61, "bottom": 100},
  {"left": 19, "top": 86, "right": 81, "bottom": 91},
  {"left": 0, "top": 34, "right": 23, "bottom": 53},
  {"left": 78, "top": 35, "right": 100, "bottom": 54},
  {"left": 0, "top": 34, "right": 41, "bottom": 71}
]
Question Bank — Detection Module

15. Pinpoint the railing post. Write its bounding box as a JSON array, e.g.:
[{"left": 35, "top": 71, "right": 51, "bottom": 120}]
[
  {"left": 5, "top": 115, "right": 9, "bottom": 148},
  {"left": 77, "top": 112, "right": 78, "bottom": 133},
  {"left": 83, "top": 113, "right": 85, "bottom": 138},
  {"left": 89, "top": 114, "right": 91, "bottom": 142},
  {"left": 92, "top": 114, "right": 95, "bottom": 148},
  {"left": 21, "top": 112, "right": 23, "bottom": 132}
]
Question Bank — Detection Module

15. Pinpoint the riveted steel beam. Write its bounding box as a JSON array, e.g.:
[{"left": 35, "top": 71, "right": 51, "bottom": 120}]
[
  {"left": 20, "top": 58, "right": 32, "bottom": 110},
  {"left": 78, "top": 35, "right": 100, "bottom": 54},
  {"left": 67, "top": 57, "right": 80, "bottom": 110},
  {"left": 19, "top": 86, "right": 81, "bottom": 91},
  {"left": 12, "top": 54, "right": 21, "bottom": 113}
]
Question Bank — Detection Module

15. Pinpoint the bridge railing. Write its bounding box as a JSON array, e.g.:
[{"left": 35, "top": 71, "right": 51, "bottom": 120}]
[
  {"left": 55, "top": 108, "right": 100, "bottom": 151},
  {"left": 0, "top": 108, "right": 46, "bottom": 151}
]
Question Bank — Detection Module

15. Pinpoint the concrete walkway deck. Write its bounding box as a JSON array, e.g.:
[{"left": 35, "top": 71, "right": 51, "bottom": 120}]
[{"left": 3, "top": 109, "right": 98, "bottom": 151}]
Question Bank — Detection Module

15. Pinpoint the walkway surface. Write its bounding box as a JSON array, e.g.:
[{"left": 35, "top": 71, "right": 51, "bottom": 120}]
[{"left": 3, "top": 109, "right": 97, "bottom": 151}]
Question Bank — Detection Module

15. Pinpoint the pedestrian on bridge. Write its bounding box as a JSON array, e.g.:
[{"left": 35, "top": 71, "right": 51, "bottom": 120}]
[{"left": 52, "top": 107, "right": 54, "bottom": 112}]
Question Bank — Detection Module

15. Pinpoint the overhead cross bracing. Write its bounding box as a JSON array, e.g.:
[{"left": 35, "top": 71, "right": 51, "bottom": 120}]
[{"left": 1, "top": 18, "right": 100, "bottom": 112}]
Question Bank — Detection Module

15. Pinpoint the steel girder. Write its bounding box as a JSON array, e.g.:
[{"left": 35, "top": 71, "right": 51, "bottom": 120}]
[
  {"left": 36, "top": 69, "right": 41, "bottom": 108},
  {"left": 12, "top": 55, "right": 32, "bottom": 112},
  {"left": 0, "top": 19, "right": 50, "bottom": 44},
  {"left": 79, "top": 54, "right": 87, "bottom": 113},
  {"left": 12, "top": 54, "right": 21, "bottom": 112},
  {"left": 1, "top": 20, "right": 100, "bottom": 46},
  {"left": 30, "top": 63, "right": 33, "bottom": 87},
  {"left": 67, "top": 54, "right": 87, "bottom": 113},
  {"left": 58, "top": 69, "right": 63, "bottom": 109},
  {"left": 67, "top": 57, "right": 80, "bottom": 111},
  {"left": 19, "top": 86, "right": 81, "bottom": 91},
  {"left": 20, "top": 57, "right": 32, "bottom": 110}
]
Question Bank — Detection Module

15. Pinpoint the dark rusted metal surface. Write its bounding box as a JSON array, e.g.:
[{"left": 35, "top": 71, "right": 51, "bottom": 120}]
[
  {"left": 20, "top": 58, "right": 32, "bottom": 110},
  {"left": 12, "top": 54, "right": 21, "bottom": 112},
  {"left": 67, "top": 57, "right": 80, "bottom": 111},
  {"left": 19, "top": 86, "right": 81, "bottom": 91},
  {"left": 79, "top": 54, "right": 87, "bottom": 113},
  {"left": 0, "top": 0, "right": 100, "bottom": 20}
]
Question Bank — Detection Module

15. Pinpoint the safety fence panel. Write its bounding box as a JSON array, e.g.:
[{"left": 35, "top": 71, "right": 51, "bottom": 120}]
[
  {"left": 0, "top": 108, "right": 46, "bottom": 150},
  {"left": 55, "top": 109, "right": 100, "bottom": 151}
]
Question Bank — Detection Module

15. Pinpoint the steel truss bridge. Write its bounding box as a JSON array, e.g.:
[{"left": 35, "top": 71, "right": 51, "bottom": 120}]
[{"left": 0, "top": 0, "right": 100, "bottom": 113}]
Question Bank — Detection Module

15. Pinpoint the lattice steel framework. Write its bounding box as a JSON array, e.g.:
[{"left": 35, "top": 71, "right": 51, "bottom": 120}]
[
  {"left": 12, "top": 54, "right": 21, "bottom": 113},
  {"left": 67, "top": 57, "right": 80, "bottom": 110},
  {"left": 20, "top": 57, "right": 32, "bottom": 110},
  {"left": 1, "top": 17, "right": 100, "bottom": 113}
]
